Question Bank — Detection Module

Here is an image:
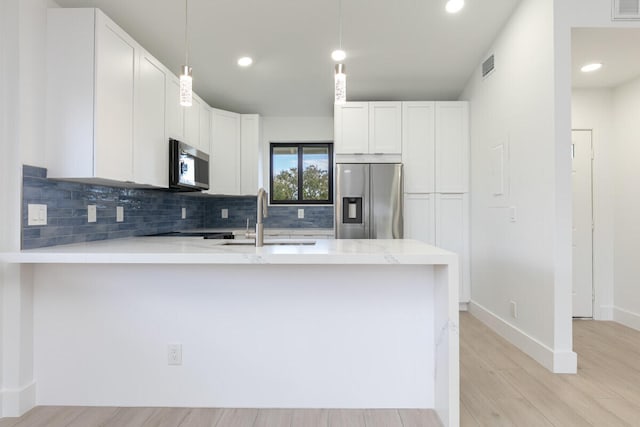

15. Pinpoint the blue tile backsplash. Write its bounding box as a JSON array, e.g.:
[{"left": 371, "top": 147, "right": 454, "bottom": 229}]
[{"left": 22, "top": 165, "right": 334, "bottom": 249}]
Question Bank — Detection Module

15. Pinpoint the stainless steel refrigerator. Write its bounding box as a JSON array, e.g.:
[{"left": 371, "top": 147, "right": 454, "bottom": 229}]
[{"left": 335, "top": 163, "right": 403, "bottom": 239}]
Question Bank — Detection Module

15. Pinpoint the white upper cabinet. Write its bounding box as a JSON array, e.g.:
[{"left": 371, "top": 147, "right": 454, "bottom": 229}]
[
  {"left": 209, "top": 109, "right": 241, "bottom": 195},
  {"left": 46, "top": 8, "right": 137, "bottom": 182},
  {"left": 335, "top": 102, "right": 402, "bottom": 155},
  {"left": 334, "top": 102, "right": 369, "bottom": 154},
  {"left": 166, "top": 75, "right": 185, "bottom": 142},
  {"left": 240, "top": 114, "right": 261, "bottom": 195},
  {"left": 134, "top": 50, "right": 167, "bottom": 187},
  {"left": 435, "top": 102, "right": 469, "bottom": 193},
  {"left": 46, "top": 8, "right": 214, "bottom": 186},
  {"left": 369, "top": 102, "right": 402, "bottom": 154},
  {"left": 402, "top": 102, "right": 436, "bottom": 193}
]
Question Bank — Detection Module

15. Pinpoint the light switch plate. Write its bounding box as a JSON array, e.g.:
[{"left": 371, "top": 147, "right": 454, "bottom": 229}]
[
  {"left": 27, "top": 204, "right": 47, "bottom": 226},
  {"left": 116, "top": 206, "right": 124, "bottom": 222},
  {"left": 221, "top": 208, "right": 228, "bottom": 219},
  {"left": 298, "top": 209, "right": 304, "bottom": 219},
  {"left": 87, "top": 205, "right": 97, "bottom": 223},
  {"left": 509, "top": 206, "right": 517, "bottom": 223},
  {"left": 181, "top": 207, "right": 186, "bottom": 219}
]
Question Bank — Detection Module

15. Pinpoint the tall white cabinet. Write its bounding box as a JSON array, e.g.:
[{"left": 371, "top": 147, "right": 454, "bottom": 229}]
[{"left": 401, "top": 101, "right": 470, "bottom": 307}]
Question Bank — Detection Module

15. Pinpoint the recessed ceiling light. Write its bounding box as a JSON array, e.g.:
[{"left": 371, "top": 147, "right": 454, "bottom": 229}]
[
  {"left": 331, "top": 49, "right": 346, "bottom": 61},
  {"left": 445, "top": 0, "right": 464, "bottom": 13},
  {"left": 237, "top": 57, "right": 253, "bottom": 67},
  {"left": 580, "top": 62, "right": 602, "bottom": 73}
]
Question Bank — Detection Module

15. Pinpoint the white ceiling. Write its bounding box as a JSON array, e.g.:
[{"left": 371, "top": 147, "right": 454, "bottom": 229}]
[
  {"left": 572, "top": 28, "right": 640, "bottom": 90},
  {"left": 54, "top": 0, "right": 521, "bottom": 116}
]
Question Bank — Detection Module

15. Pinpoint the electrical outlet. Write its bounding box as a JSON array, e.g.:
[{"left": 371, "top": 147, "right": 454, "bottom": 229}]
[
  {"left": 116, "top": 206, "right": 124, "bottom": 223},
  {"left": 510, "top": 300, "right": 518, "bottom": 319},
  {"left": 27, "top": 204, "right": 47, "bottom": 226},
  {"left": 168, "top": 344, "right": 182, "bottom": 365},
  {"left": 298, "top": 208, "right": 304, "bottom": 219},
  {"left": 221, "top": 208, "right": 228, "bottom": 219},
  {"left": 88, "top": 205, "right": 97, "bottom": 223},
  {"left": 181, "top": 207, "right": 186, "bottom": 219}
]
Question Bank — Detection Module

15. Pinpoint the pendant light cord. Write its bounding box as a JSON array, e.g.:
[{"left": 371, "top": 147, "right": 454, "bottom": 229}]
[
  {"left": 184, "top": 0, "right": 189, "bottom": 66},
  {"left": 338, "top": 0, "right": 343, "bottom": 50}
]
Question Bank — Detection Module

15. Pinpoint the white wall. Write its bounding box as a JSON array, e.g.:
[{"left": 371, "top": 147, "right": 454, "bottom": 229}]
[
  {"left": 571, "top": 89, "right": 615, "bottom": 320},
  {"left": 260, "top": 116, "right": 333, "bottom": 190},
  {"left": 0, "top": 0, "right": 58, "bottom": 417},
  {"left": 461, "top": 0, "right": 576, "bottom": 372},
  {"left": 610, "top": 77, "right": 640, "bottom": 329}
]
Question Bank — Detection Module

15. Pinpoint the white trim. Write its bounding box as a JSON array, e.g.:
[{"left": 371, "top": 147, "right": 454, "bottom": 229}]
[
  {"left": 613, "top": 306, "right": 640, "bottom": 331},
  {"left": 459, "top": 302, "right": 468, "bottom": 312},
  {"left": 1, "top": 382, "right": 36, "bottom": 418},
  {"left": 469, "top": 301, "right": 577, "bottom": 373},
  {"left": 597, "top": 305, "right": 614, "bottom": 321}
]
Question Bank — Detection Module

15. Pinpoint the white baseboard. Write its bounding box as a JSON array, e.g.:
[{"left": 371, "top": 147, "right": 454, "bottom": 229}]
[
  {"left": 459, "top": 302, "right": 469, "bottom": 312},
  {"left": 468, "top": 301, "right": 577, "bottom": 374},
  {"left": 1, "top": 382, "right": 36, "bottom": 418},
  {"left": 613, "top": 306, "right": 640, "bottom": 331}
]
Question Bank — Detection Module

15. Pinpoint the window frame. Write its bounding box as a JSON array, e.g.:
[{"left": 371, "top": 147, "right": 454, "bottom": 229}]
[{"left": 269, "top": 142, "right": 334, "bottom": 205}]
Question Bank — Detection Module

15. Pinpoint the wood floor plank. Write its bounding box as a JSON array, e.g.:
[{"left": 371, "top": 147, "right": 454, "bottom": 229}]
[
  {"left": 142, "top": 407, "right": 191, "bottom": 427},
  {"left": 13, "top": 406, "right": 86, "bottom": 427},
  {"left": 459, "top": 401, "right": 480, "bottom": 427},
  {"left": 0, "top": 418, "right": 19, "bottom": 427},
  {"left": 397, "top": 409, "right": 442, "bottom": 427},
  {"left": 101, "top": 407, "right": 157, "bottom": 427},
  {"left": 362, "top": 409, "right": 402, "bottom": 427},
  {"left": 289, "top": 409, "right": 328, "bottom": 427},
  {"left": 179, "top": 408, "right": 224, "bottom": 427},
  {"left": 254, "top": 409, "right": 293, "bottom": 427},
  {"left": 213, "top": 408, "right": 258, "bottom": 427},
  {"left": 65, "top": 406, "right": 119, "bottom": 426},
  {"left": 327, "top": 409, "right": 365, "bottom": 427}
]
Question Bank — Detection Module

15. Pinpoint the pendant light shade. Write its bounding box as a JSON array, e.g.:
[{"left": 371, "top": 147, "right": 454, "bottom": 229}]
[
  {"left": 335, "top": 63, "right": 346, "bottom": 105},
  {"left": 179, "top": 65, "right": 193, "bottom": 107},
  {"left": 179, "top": 0, "right": 193, "bottom": 106}
]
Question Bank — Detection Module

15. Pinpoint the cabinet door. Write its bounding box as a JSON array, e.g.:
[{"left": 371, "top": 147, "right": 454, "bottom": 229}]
[
  {"left": 94, "top": 12, "right": 136, "bottom": 182},
  {"left": 210, "top": 109, "right": 241, "bottom": 194},
  {"left": 240, "top": 114, "right": 260, "bottom": 195},
  {"left": 334, "top": 102, "right": 369, "bottom": 154},
  {"left": 134, "top": 51, "right": 167, "bottom": 187},
  {"left": 402, "top": 102, "right": 435, "bottom": 193},
  {"left": 404, "top": 193, "right": 435, "bottom": 245},
  {"left": 435, "top": 193, "right": 470, "bottom": 303},
  {"left": 435, "top": 102, "right": 469, "bottom": 192},
  {"left": 166, "top": 76, "right": 184, "bottom": 141},
  {"left": 369, "top": 102, "right": 402, "bottom": 154},
  {"left": 199, "top": 104, "right": 211, "bottom": 155},
  {"left": 184, "top": 96, "right": 202, "bottom": 149}
]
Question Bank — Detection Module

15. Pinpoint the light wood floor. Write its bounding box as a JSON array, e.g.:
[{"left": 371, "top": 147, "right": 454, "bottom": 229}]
[{"left": 2, "top": 312, "right": 640, "bottom": 426}]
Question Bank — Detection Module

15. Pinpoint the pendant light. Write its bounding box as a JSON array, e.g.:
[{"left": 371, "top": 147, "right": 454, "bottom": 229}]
[
  {"left": 333, "top": 0, "right": 347, "bottom": 104},
  {"left": 179, "top": 0, "right": 193, "bottom": 107},
  {"left": 335, "top": 64, "right": 346, "bottom": 105}
]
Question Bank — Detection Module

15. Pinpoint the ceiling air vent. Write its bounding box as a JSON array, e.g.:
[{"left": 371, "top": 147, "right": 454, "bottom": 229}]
[
  {"left": 613, "top": 0, "right": 640, "bottom": 20},
  {"left": 482, "top": 54, "right": 495, "bottom": 78}
]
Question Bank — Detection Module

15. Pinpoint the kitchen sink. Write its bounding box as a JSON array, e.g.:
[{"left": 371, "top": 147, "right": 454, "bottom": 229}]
[{"left": 220, "top": 240, "right": 316, "bottom": 246}]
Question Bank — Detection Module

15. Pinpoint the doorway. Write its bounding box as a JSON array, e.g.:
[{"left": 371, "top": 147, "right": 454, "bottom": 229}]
[{"left": 571, "top": 129, "right": 594, "bottom": 318}]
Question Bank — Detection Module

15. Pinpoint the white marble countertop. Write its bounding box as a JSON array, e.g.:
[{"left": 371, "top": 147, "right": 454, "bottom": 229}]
[{"left": 1, "top": 237, "right": 457, "bottom": 265}]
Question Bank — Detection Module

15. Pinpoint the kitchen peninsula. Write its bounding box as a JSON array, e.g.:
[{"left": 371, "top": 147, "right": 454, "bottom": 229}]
[{"left": 1, "top": 238, "right": 459, "bottom": 426}]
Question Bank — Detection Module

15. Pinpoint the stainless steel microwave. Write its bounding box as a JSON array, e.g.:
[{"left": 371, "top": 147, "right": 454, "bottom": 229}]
[{"left": 169, "top": 139, "right": 209, "bottom": 191}]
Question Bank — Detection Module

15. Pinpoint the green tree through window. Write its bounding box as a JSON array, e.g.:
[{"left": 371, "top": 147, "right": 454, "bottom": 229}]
[{"left": 270, "top": 143, "right": 333, "bottom": 204}]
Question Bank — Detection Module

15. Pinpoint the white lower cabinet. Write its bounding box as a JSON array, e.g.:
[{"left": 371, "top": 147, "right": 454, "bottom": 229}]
[{"left": 404, "top": 192, "right": 469, "bottom": 303}]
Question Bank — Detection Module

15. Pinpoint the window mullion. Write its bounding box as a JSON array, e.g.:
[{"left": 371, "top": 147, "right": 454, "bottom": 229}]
[{"left": 297, "top": 144, "right": 304, "bottom": 202}]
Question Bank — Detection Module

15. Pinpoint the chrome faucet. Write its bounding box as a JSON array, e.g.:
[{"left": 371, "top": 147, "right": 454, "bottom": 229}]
[{"left": 246, "top": 188, "right": 268, "bottom": 247}]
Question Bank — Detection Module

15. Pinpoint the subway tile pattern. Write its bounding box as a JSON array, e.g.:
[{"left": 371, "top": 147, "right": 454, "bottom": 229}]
[
  {"left": 22, "top": 165, "right": 206, "bottom": 249},
  {"left": 22, "top": 165, "right": 334, "bottom": 249},
  {"left": 205, "top": 197, "right": 334, "bottom": 229}
]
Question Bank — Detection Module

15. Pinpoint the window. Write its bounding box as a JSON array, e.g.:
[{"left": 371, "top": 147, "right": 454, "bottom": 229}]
[{"left": 270, "top": 142, "right": 333, "bottom": 205}]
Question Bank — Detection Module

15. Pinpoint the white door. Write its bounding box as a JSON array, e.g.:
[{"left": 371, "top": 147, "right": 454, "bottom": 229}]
[{"left": 572, "top": 130, "right": 593, "bottom": 318}]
